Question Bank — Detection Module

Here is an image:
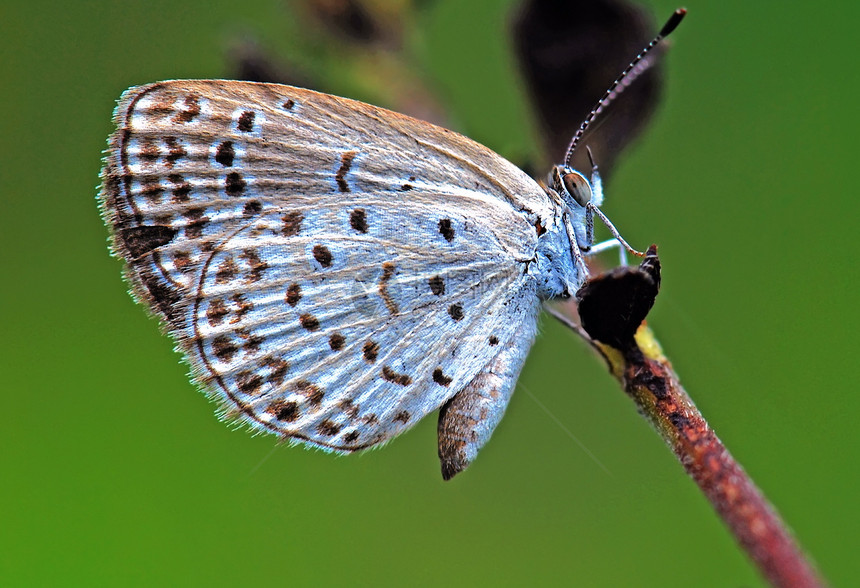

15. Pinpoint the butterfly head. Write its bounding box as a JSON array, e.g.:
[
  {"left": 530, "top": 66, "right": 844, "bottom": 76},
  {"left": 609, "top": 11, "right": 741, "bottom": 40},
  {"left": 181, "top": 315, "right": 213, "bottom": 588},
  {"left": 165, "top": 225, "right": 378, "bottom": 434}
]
[
  {"left": 530, "top": 164, "right": 598, "bottom": 299},
  {"left": 551, "top": 166, "right": 593, "bottom": 209}
]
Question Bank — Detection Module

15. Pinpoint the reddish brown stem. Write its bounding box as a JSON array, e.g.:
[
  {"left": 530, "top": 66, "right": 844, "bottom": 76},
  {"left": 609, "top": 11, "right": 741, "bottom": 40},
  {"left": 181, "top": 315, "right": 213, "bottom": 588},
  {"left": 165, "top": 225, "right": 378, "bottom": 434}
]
[{"left": 548, "top": 306, "right": 826, "bottom": 587}]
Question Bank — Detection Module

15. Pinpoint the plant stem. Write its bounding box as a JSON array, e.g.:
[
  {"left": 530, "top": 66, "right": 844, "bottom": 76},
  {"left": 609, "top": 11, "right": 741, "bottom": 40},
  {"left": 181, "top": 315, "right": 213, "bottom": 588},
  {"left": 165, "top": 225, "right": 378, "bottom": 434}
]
[{"left": 547, "top": 305, "right": 826, "bottom": 588}]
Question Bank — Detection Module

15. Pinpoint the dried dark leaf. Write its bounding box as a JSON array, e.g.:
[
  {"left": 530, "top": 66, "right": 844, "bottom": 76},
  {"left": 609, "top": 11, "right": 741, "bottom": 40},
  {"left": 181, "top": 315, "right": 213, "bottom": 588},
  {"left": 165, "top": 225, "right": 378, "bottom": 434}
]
[
  {"left": 576, "top": 245, "right": 660, "bottom": 349},
  {"left": 512, "top": 0, "right": 664, "bottom": 177}
]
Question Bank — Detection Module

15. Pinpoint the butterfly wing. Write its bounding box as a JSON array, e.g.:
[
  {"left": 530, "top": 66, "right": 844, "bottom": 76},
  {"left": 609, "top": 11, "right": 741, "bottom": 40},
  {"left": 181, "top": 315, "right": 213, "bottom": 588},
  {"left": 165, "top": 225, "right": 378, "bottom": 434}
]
[{"left": 100, "top": 80, "right": 552, "bottom": 451}]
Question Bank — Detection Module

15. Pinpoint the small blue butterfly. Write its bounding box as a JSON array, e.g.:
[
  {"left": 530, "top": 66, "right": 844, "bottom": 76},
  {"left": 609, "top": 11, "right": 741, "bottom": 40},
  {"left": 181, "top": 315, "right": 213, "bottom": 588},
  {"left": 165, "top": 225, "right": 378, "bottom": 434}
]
[{"left": 99, "top": 10, "right": 684, "bottom": 478}]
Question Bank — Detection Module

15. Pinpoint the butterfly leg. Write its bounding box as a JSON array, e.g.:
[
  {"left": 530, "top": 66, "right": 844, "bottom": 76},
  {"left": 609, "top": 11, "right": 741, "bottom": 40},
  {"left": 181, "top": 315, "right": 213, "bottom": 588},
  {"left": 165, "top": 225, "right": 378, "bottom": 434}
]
[
  {"left": 587, "top": 237, "right": 629, "bottom": 266},
  {"left": 437, "top": 308, "right": 539, "bottom": 480},
  {"left": 563, "top": 212, "right": 591, "bottom": 279},
  {"left": 583, "top": 147, "right": 635, "bottom": 265},
  {"left": 587, "top": 203, "right": 644, "bottom": 259},
  {"left": 584, "top": 203, "right": 628, "bottom": 265}
]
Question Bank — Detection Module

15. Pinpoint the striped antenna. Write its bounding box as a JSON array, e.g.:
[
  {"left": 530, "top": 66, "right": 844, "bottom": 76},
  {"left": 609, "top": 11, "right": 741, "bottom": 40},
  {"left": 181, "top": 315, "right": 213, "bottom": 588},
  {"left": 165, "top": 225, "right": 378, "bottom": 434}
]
[{"left": 564, "top": 8, "right": 687, "bottom": 167}]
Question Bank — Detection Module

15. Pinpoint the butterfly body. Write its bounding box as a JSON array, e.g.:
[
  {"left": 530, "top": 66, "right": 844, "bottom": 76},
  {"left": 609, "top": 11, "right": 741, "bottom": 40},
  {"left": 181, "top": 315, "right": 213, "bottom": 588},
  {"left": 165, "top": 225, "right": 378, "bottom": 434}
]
[{"left": 100, "top": 80, "right": 593, "bottom": 476}]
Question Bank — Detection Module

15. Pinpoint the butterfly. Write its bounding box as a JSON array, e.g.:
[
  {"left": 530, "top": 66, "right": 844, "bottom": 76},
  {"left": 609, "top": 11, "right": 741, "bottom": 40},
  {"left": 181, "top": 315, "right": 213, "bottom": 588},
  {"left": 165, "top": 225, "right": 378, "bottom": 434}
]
[{"left": 98, "top": 10, "right": 684, "bottom": 479}]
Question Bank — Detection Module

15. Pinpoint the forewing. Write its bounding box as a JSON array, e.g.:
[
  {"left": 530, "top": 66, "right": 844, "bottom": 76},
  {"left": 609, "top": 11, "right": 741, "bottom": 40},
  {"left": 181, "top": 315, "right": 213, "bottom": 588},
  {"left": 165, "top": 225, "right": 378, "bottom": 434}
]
[{"left": 99, "top": 80, "right": 551, "bottom": 451}]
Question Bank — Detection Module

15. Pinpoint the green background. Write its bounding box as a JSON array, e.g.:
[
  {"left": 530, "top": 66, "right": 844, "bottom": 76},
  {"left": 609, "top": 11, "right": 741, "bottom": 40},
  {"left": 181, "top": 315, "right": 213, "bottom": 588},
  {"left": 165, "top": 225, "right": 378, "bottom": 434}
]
[{"left": 3, "top": 0, "right": 857, "bottom": 585}]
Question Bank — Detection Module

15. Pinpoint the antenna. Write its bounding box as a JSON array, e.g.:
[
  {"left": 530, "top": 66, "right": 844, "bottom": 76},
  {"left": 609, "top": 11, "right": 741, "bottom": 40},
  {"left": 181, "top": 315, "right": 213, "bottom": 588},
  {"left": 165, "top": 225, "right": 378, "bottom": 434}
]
[{"left": 563, "top": 8, "right": 687, "bottom": 168}]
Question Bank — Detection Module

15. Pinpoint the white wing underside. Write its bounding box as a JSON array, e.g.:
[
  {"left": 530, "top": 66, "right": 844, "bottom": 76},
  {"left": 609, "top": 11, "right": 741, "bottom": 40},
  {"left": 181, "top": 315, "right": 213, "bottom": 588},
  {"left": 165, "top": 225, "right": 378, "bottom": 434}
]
[{"left": 100, "top": 80, "right": 552, "bottom": 451}]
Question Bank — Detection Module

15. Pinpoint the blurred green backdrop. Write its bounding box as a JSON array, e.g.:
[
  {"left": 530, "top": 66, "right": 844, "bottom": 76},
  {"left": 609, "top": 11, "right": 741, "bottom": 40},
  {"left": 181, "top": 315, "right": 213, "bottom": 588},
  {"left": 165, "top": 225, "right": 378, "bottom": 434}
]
[{"left": 2, "top": 0, "right": 857, "bottom": 585}]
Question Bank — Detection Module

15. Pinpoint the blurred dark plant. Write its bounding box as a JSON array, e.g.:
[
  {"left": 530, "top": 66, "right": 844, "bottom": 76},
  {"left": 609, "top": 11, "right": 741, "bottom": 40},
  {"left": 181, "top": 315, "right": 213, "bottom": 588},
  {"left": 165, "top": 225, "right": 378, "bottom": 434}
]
[
  {"left": 229, "top": 0, "right": 449, "bottom": 127},
  {"left": 229, "top": 0, "right": 666, "bottom": 177},
  {"left": 512, "top": 0, "right": 664, "bottom": 176}
]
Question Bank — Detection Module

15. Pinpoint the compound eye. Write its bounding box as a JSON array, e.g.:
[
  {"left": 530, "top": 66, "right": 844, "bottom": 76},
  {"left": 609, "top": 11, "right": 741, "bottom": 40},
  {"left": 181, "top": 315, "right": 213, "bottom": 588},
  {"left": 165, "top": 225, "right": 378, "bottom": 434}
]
[{"left": 562, "top": 171, "right": 592, "bottom": 207}]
